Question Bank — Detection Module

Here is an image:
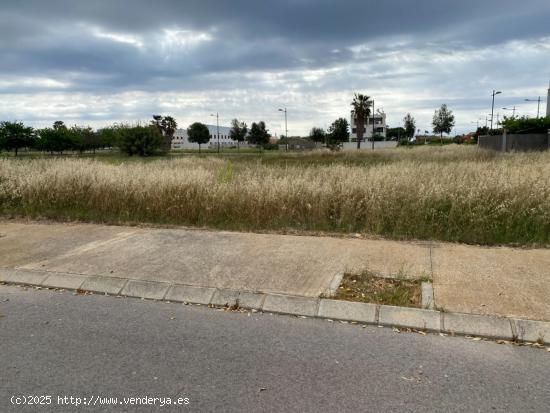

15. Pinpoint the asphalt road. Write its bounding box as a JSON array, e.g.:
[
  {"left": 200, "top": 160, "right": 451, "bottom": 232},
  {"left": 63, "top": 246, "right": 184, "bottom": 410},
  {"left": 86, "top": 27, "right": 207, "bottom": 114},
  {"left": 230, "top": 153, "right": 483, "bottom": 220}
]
[{"left": 1, "top": 285, "right": 548, "bottom": 412}]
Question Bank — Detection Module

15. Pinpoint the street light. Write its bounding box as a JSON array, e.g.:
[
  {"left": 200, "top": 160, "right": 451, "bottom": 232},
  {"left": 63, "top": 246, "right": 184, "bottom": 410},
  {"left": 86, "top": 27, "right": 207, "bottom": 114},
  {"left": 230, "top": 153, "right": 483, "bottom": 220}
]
[
  {"left": 525, "top": 97, "right": 541, "bottom": 118},
  {"left": 470, "top": 117, "right": 484, "bottom": 129},
  {"left": 490, "top": 90, "right": 502, "bottom": 130},
  {"left": 278, "top": 108, "right": 288, "bottom": 139},
  {"left": 210, "top": 112, "right": 220, "bottom": 153},
  {"left": 371, "top": 99, "right": 375, "bottom": 150},
  {"left": 502, "top": 106, "right": 516, "bottom": 118}
]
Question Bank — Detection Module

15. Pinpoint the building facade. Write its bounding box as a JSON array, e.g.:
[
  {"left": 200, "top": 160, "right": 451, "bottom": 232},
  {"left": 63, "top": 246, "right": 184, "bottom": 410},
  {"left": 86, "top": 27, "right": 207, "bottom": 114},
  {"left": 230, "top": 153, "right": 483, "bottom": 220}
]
[
  {"left": 350, "top": 111, "right": 387, "bottom": 141},
  {"left": 171, "top": 125, "right": 250, "bottom": 149}
]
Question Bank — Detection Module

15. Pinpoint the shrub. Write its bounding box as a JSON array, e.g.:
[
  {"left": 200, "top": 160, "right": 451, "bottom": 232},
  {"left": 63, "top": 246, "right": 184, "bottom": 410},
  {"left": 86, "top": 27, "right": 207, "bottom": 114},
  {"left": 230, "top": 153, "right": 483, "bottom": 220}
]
[
  {"left": 501, "top": 116, "right": 550, "bottom": 134},
  {"left": 116, "top": 125, "right": 166, "bottom": 156}
]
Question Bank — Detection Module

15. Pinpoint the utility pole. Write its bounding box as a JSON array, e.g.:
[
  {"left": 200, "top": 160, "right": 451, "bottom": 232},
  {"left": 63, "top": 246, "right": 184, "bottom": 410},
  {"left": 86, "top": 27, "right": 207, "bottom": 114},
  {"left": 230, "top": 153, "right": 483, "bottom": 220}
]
[
  {"left": 371, "top": 99, "right": 375, "bottom": 150},
  {"left": 502, "top": 106, "right": 516, "bottom": 118},
  {"left": 278, "top": 108, "right": 288, "bottom": 139},
  {"left": 525, "top": 97, "right": 541, "bottom": 118},
  {"left": 491, "top": 89, "right": 502, "bottom": 130},
  {"left": 397, "top": 120, "right": 401, "bottom": 142},
  {"left": 210, "top": 112, "right": 220, "bottom": 153}
]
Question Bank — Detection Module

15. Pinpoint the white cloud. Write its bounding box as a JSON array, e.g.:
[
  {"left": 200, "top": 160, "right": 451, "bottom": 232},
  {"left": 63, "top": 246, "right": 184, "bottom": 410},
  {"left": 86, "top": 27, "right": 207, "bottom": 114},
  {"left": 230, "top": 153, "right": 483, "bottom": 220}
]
[
  {"left": 0, "top": 76, "right": 71, "bottom": 91},
  {"left": 160, "top": 29, "right": 213, "bottom": 50},
  {"left": 91, "top": 28, "right": 144, "bottom": 49}
]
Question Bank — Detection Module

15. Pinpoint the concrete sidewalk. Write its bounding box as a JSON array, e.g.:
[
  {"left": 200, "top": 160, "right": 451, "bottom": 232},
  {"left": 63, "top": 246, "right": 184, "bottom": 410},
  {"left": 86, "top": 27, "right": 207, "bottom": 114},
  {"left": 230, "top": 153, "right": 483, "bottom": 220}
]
[{"left": 1, "top": 221, "right": 549, "bottom": 321}]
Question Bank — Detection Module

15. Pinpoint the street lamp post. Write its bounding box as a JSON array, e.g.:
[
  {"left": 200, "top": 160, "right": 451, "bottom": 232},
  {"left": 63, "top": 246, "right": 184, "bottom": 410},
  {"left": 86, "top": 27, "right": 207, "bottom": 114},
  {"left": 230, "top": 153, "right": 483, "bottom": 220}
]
[
  {"left": 278, "top": 108, "right": 288, "bottom": 139},
  {"left": 525, "top": 97, "right": 541, "bottom": 118},
  {"left": 371, "top": 100, "right": 375, "bottom": 150},
  {"left": 490, "top": 90, "right": 502, "bottom": 130},
  {"left": 210, "top": 112, "right": 220, "bottom": 153},
  {"left": 502, "top": 106, "right": 516, "bottom": 118}
]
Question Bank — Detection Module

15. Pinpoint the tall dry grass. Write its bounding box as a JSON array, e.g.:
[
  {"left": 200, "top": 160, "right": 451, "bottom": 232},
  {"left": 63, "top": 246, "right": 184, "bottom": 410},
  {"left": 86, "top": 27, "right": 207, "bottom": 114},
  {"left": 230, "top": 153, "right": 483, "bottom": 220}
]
[{"left": 1, "top": 146, "right": 549, "bottom": 245}]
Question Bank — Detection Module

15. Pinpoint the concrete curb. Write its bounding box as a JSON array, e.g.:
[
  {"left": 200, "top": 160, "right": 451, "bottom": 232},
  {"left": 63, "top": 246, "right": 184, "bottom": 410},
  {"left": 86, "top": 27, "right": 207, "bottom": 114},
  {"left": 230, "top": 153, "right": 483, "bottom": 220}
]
[{"left": 2, "top": 268, "right": 549, "bottom": 345}]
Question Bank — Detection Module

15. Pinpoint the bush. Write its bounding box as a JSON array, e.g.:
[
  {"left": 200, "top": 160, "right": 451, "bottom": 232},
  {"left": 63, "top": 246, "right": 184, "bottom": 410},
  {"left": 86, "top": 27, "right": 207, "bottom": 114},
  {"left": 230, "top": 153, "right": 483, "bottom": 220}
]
[
  {"left": 501, "top": 116, "right": 550, "bottom": 134},
  {"left": 262, "top": 143, "right": 279, "bottom": 151},
  {"left": 116, "top": 125, "right": 166, "bottom": 156}
]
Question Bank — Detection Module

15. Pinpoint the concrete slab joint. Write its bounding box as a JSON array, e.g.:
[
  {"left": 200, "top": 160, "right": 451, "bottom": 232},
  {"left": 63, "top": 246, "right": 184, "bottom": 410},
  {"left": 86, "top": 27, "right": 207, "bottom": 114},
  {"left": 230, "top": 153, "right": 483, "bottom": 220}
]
[{"left": 510, "top": 318, "right": 550, "bottom": 344}]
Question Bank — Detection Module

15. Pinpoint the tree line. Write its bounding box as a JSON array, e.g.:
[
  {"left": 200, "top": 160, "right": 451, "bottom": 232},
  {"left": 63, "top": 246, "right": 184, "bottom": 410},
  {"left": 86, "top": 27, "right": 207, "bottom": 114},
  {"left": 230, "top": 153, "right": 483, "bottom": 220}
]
[
  {"left": 307, "top": 94, "right": 447, "bottom": 148},
  {"left": 187, "top": 119, "right": 271, "bottom": 152},
  {"left": 0, "top": 115, "right": 278, "bottom": 156},
  {"left": 0, "top": 115, "right": 178, "bottom": 156}
]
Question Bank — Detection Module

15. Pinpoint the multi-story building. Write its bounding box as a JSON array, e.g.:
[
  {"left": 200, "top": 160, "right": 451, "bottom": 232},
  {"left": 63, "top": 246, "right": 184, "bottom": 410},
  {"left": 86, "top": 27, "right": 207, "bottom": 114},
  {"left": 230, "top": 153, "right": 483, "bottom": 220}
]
[
  {"left": 171, "top": 125, "right": 249, "bottom": 149},
  {"left": 350, "top": 110, "right": 387, "bottom": 140}
]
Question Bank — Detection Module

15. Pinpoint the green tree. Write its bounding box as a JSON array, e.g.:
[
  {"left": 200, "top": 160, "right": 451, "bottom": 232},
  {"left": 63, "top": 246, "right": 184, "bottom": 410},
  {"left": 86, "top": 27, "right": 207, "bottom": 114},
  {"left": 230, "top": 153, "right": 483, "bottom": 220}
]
[
  {"left": 386, "top": 127, "right": 405, "bottom": 141},
  {"left": 351, "top": 93, "right": 372, "bottom": 149},
  {"left": 327, "top": 118, "right": 349, "bottom": 148},
  {"left": 187, "top": 122, "right": 210, "bottom": 153},
  {"left": 247, "top": 121, "right": 270, "bottom": 150},
  {"left": 71, "top": 126, "right": 99, "bottom": 154},
  {"left": 53, "top": 120, "right": 66, "bottom": 130},
  {"left": 37, "top": 123, "right": 80, "bottom": 154},
  {"left": 97, "top": 125, "right": 121, "bottom": 148},
  {"left": 0, "top": 121, "right": 36, "bottom": 156},
  {"left": 432, "top": 104, "right": 455, "bottom": 143},
  {"left": 152, "top": 115, "right": 178, "bottom": 150},
  {"left": 403, "top": 113, "right": 416, "bottom": 140},
  {"left": 309, "top": 127, "right": 326, "bottom": 144},
  {"left": 229, "top": 119, "right": 248, "bottom": 150},
  {"left": 116, "top": 125, "right": 165, "bottom": 156}
]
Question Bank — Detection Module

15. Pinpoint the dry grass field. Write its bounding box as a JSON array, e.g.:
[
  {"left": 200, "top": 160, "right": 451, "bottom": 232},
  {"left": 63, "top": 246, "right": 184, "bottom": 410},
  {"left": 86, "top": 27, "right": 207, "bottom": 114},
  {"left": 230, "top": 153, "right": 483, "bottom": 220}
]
[{"left": 1, "top": 146, "right": 549, "bottom": 245}]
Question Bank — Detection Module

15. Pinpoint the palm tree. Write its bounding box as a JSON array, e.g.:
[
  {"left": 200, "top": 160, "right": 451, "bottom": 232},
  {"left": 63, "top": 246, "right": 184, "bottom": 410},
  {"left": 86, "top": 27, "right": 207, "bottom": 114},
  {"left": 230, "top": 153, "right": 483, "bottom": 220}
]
[
  {"left": 151, "top": 115, "right": 178, "bottom": 151},
  {"left": 351, "top": 94, "right": 372, "bottom": 149}
]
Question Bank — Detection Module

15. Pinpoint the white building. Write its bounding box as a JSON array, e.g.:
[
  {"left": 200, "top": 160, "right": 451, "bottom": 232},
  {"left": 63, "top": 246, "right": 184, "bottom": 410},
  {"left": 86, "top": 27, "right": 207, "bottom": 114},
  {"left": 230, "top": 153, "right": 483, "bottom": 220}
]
[
  {"left": 350, "top": 110, "right": 387, "bottom": 140},
  {"left": 171, "top": 125, "right": 249, "bottom": 150}
]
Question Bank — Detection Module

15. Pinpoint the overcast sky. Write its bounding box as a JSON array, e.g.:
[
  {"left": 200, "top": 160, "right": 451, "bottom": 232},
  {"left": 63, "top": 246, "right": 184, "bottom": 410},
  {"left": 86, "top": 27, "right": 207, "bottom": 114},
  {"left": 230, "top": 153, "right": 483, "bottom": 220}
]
[{"left": 1, "top": 0, "right": 549, "bottom": 136}]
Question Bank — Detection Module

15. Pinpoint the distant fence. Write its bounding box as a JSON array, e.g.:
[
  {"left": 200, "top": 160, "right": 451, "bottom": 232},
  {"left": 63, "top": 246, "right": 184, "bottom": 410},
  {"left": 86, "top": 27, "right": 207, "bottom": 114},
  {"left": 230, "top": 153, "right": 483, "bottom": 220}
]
[
  {"left": 478, "top": 131, "right": 549, "bottom": 152},
  {"left": 342, "top": 141, "right": 398, "bottom": 151}
]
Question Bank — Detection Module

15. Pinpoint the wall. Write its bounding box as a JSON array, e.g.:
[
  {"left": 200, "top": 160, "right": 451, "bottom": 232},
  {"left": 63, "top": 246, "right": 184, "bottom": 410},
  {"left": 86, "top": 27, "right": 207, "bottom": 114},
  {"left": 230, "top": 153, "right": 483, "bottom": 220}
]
[
  {"left": 478, "top": 132, "right": 549, "bottom": 152},
  {"left": 342, "top": 141, "right": 398, "bottom": 151}
]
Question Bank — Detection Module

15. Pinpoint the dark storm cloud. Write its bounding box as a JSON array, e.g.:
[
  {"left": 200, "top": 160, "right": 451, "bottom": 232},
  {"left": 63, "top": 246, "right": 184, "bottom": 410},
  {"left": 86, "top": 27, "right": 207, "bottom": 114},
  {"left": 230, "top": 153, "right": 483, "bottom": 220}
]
[{"left": 0, "top": 0, "right": 549, "bottom": 133}]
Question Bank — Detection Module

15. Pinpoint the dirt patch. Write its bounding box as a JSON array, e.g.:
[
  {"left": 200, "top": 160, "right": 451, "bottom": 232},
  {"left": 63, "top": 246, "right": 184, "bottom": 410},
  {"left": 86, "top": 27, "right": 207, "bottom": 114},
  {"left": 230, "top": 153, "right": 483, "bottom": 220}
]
[{"left": 334, "top": 271, "right": 422, "bottom": 308}]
